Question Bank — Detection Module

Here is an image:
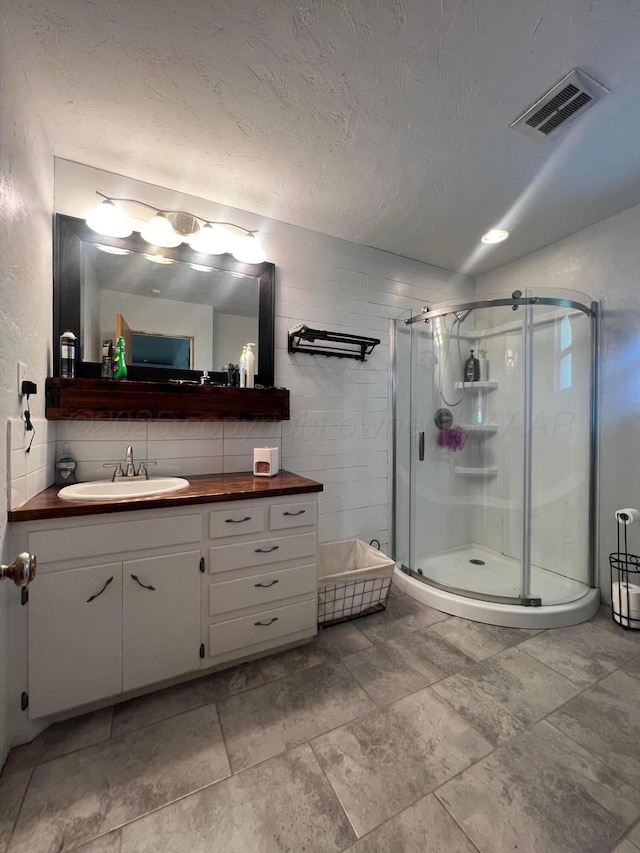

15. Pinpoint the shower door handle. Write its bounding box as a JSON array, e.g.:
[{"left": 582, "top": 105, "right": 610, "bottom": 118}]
[{"left": 418, "top": 432, "right": 425, "bottom": 461}]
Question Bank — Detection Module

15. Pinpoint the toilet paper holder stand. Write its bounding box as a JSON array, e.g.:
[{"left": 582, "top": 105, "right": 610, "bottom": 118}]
[{"left": 610, "top": 508, "right": 640, "bottom": 632}]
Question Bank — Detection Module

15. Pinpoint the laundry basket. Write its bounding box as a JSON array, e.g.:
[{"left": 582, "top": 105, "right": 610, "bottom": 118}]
[{"left": 317, "top": 539, "right": 395, "bottom": 627}]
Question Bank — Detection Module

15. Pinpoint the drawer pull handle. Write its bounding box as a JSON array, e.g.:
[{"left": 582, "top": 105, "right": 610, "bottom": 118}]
[
  {"left": 283, "top": 510, "right": 306, "bottom": 517},
  {"left": 255, "top": 546, "right": 279, "bottom": 554},
  {"left": 225, "top": 517, "right": 252, "bottom": 524},
  {"left": 254, "top": 617, "right": 279, "bottom": 626},
  {"left": 131, "top": 574, "right": 156, "bottom": 591},
  {"left": 255, "top": 579, "right": 279, "bottom": 588},
  {"left": 87, "top": 576, "right": 113, "bottom": 603}
]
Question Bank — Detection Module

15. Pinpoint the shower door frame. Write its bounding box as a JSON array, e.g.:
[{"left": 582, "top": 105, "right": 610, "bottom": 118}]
[{"left": 393, "top": 293, "right": 599, "bottom": 607}]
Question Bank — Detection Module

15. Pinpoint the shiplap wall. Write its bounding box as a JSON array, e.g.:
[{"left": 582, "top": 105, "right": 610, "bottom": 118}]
[{"left": 54, "top": 159, "right": 474, "bottom": 550}]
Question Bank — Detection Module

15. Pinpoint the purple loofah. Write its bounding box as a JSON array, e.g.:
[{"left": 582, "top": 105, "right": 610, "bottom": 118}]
[{"left": 436, "top": 426, "right": 467, "bottom": 451}]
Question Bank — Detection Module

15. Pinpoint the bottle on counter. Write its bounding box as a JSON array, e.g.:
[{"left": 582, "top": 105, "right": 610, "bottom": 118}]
[
  {"left": 239, "top": 345, "right": 247, "bottom": 388},
  {"left": 112, "top": 335, "right": 127, "bottom": 379},
  {"left": 478, "top": 349, "right": 489, "bottom": 381},
  {"left": 245, "top": 342, "right": 256, "bottom": 389},
  {"left": 101, "top": 339, "right": 114, "bottom": 379},
  {"left": 60, "top": 330, "right": 77, "bottom": 378}
]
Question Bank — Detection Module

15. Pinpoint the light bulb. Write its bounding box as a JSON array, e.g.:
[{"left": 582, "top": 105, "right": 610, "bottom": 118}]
[
  {"left": 232, "top": 233, "right": 266, "bottom": 264},
  {"left": 481, "top": 228, "right": 509, "bottom": 245},
  {"left": 189, "top": 223, "right": 233, "bottom": 255},
  {"left": 140, "top": 213, "right": 182, "bottom": 248},
  {"left": 86, "top": 199, "right": 133, "bottom": 238}
]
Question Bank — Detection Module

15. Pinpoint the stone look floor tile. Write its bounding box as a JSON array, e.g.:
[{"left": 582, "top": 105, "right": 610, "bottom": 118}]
[
  {"left": 357, "top": 595, "right": 449, "bottom": 644},
  {"left": 437, "top": 720, "right": 640, "bottom": 853},
  {"left": 4, "top": 708, "right": 113, "bottom": 774},
  {"left": 548, "top": 669, "right": 640, "bottom": 788},
  {"left": 258, "top": 623, "right": 374, "bottom": 682},
  {"left": 517, "top": 621, "right": 639, "bottom": 687},
  {"left": 610, "top": 840, "right": 640, "bottom": 853},
  {"left": 430, "top": 617, "right": 540, "bottom": 661},
  {"left": 0, "top": 769, "right": 31, "bottom": 853},
  {"left": 624, "top": 654, "right": 640, "bottom": 680},
  {"left": 432, "top": 646, "right": 581, "bottom": 745},
  {"left": 343, "top": 793, "right": 478, "bottom": 853},
  {"left": 112, "top": 661, "right": 263, "bottom": 736},
  {"left": 217, "top": 661, "right": 374, "bottom": 773},
  {"left": 9, "top": 703, "right": 230, "bottom": 853},
  {"left": 590, "top": 604, "right": 640, "bottom": 639},
  {"left": 71, "top": 831, "right": 122, "bottom": 852},
  {"left": 312, "top": 686, "right": 492, "bottom": 838},
  {"left": 342, "top": 628, "right": 474, "bottom": 705},
  {"left": 630, "top": 821, "right": 640, "bottom": 847},
  {"left": 119, "top": 744, "right": 356, "bottom": 853}
]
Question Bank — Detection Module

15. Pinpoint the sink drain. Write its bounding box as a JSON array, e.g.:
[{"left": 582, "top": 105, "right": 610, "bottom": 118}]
[{"left": 469, "top": 559, "right": 486, "bottom": 565}]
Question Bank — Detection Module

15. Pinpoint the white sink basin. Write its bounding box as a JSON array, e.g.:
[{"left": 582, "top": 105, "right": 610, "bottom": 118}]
[{"left": 58, "top": 477, "right": 190, "bottom": 501}]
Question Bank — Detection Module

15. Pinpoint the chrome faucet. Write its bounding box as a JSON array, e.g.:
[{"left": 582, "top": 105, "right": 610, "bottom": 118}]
[{"left": 103, "top": 446, "right": 156, "bottom": 481}]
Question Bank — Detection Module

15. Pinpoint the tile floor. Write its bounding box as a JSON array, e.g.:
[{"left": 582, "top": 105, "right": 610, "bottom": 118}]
[{"left": 2, "top": 592, "right": 640, "bottom": 852}]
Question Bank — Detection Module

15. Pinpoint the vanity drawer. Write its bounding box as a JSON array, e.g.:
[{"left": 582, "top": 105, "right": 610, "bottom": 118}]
[
  {"left": 209, "top": 563, "right": 316, "bottom": 616},
  {"left": 209, "top": 507, "right": 265, "bottom": 539},
  {"left": 209, "top": 532, "right": 316, "bottom": 574},
  {"left": 269, "top": 501, "right": 317, "bottom": 531},
  {"left": 208, "top": 598, "right": 316, "bottom": 656}
]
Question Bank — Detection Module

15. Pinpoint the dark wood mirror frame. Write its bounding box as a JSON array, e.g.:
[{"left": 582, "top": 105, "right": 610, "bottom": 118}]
[{"left": 53, "top": 214, "right": 276, "bottom": 387}]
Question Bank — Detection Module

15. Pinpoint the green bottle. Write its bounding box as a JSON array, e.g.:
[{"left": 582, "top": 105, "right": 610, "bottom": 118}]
[{"left": 113, "top": 335, "right": 127, "bottom": 379}]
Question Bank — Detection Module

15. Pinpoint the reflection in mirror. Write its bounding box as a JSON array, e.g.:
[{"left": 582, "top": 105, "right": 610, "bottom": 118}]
[
  {"left": 81, "top": 243, "right": 259, "bottom": 371},
  {"left": 54, "top": 214, "right": 275, "bottom": 386}
]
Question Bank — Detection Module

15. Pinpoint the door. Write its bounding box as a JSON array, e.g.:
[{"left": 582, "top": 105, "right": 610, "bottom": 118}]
[
  {"left": 28, "top": 563, "right": 123, "bottom": 717},
  {"left": 123, "top": 550, "right": 200, "bottom": 691}
]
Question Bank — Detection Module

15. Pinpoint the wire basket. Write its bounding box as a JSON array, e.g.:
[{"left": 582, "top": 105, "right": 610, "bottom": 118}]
[
  {"left": 609, "top": 552, "right": 640, "bottom": 631},
  {"left": 317, "top": 539, "right": 395, "bottom": 627}
]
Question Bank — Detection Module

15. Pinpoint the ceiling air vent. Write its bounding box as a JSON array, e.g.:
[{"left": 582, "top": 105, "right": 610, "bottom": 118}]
[{"left": 511, "top": 69, "right": 608, "bottom": 141}]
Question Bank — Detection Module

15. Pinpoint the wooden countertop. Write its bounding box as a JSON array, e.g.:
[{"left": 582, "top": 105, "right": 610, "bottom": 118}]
[{"left": 8, "top": 471, "right": 323, "bottom": 523}]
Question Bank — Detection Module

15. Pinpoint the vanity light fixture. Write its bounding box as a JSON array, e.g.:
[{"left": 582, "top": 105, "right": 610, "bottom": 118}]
[
  {"left": 86, "top": 192, "right": 267, "bottom": 264},
  {"left": 481, "top": 228, "right": 510, "bottom": 245}
]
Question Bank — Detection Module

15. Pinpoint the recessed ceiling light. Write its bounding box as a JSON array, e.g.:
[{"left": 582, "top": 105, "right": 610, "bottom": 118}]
[
  {"left": 95, "top": 245, "right": 131, "bottom": 255},
  {"left": 481, "top": 228, "right": 509, "bottom": 245}
]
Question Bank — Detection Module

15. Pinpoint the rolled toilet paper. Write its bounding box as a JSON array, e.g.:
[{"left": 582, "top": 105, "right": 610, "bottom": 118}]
[{"left": 615, "top": 508, "right": 640, "bottom": 525}]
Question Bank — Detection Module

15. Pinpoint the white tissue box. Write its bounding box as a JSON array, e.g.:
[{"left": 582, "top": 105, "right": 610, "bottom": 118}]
[{"left": 253, "top": 446, "right": 279, "bottom": 477}]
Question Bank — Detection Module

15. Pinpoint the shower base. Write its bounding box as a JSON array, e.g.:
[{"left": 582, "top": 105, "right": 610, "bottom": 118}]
[{"left": 396, "top": 544, "right": 599, "bottom": 629}]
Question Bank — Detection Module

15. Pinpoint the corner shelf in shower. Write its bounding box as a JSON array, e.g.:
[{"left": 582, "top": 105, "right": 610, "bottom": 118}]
[
  {"left": 454, "top": 381, "right": 499, "bottom": 391},
  {"left": 454, "top": 466, "right": 499, "bottom": 476},
  {"left": 459, "top": 424, "right": 499, "bottom": 434}
]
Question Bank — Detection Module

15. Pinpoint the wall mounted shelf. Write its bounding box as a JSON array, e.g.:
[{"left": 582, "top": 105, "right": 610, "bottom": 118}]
[
  {"left": 288, "top": 324, "right": 380, "bottom": 362},
  {"left": 45, "top": 378, "right": 290, "bottom": 422},
  {"left": 454, "top": 381, "right": 499, "bottom": 391}
]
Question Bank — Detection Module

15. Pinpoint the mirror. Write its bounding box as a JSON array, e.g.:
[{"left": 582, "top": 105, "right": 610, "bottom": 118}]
[{"left": 54, "top": 214, "right": 275, "bottom": 386}]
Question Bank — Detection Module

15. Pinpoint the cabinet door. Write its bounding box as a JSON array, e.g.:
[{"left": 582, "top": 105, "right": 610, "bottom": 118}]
[
  {"left": 28, "top": 563, "right": 122, "bottom": 717},
  {"left": 123, "top": 550, "right": 200, "bottom": 692}
]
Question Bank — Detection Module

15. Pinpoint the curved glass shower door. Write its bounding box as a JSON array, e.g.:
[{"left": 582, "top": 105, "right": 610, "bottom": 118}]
[
  {"left": 394, "top": 290, "right": 595, "bottom": 607},
  {"left": 410, "top": 299, "right": 526, "bottom": 603}
]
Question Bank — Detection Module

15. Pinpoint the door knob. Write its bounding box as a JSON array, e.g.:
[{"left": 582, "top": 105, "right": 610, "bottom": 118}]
[{"left": 0, "top": 553, "right": 36, "bottom": 586}]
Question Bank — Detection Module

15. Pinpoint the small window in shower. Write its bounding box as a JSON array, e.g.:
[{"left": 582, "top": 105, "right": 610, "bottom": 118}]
[{"left": 559, "top": 315, "right": 572, "bottom": 390}]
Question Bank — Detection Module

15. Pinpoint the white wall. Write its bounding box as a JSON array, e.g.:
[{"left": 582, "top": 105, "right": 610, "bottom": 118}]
[
  {"left": 0, "top": 10, "right": 54, "bottom": 761},
  {"left": 54, "top": 159, "right": 474, "bottom": 551},
  {"left": 477, "top": 202, "right": 640, "bottom": 599},
  {"left": 212, "top": 313, "right": 258, "bottom": 372}
]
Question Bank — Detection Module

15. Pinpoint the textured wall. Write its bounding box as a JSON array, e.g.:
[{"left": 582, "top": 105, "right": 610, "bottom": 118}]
[
  {"left": 477, "top": 202, "right": 640, "bottom": 598},
  {"left": 54, "top": 159, "right": 474, "bottom": 552},
  {"left": 0, "top": 10, "right": 53, "bottom": 761}
]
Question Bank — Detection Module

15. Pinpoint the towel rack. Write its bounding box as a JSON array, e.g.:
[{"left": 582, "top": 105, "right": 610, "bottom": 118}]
[{"left": 288, "top": 324, "right": 380, "bottom": 362}]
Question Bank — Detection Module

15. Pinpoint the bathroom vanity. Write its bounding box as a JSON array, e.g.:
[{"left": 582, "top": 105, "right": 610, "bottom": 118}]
[{"left": 9, "top": 472, "right": 322, "bottom": 719}]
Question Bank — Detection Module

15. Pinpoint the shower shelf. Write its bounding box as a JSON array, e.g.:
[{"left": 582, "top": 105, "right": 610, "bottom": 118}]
[
  {"left": 454, "top": 381, "right": 498, "bottom": 391},
  {"left": 454, "top": 466, "right": 499, "bottom": 476},
  {"left": 459, "top": 424, "right": 498, "bottom": 434}
]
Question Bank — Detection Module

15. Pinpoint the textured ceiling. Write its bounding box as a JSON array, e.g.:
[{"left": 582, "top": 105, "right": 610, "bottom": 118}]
[{"left": 4, "top": 0, "right": 640, "bottom": 273}]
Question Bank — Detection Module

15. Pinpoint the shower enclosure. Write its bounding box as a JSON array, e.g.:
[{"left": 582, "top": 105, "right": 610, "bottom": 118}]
[{"left": 393, "top": 289, "right": 600, "bottom": 628}]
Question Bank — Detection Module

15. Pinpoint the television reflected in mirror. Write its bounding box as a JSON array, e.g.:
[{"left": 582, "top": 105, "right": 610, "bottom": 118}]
[{"left": 54, "top": 214, "right": 275, "bottom": 386}]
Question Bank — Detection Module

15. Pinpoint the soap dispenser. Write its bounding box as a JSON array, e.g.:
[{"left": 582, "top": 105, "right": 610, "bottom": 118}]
[{"left": 245, "top": 343, "right": 256, "bottom": 389}]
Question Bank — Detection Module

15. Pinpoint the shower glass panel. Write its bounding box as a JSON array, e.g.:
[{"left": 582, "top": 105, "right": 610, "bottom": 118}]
[
  {"left": 410, "top": 300, "right": 526, "bottom": 603},
  {"left": 395, "top": 289, "right": 596, "bottom": 609}
]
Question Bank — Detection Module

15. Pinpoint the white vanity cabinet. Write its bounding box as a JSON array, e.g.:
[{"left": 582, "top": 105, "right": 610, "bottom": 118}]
[{"left": 13, "top": 487, "right": 320, "bottom": 719}]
